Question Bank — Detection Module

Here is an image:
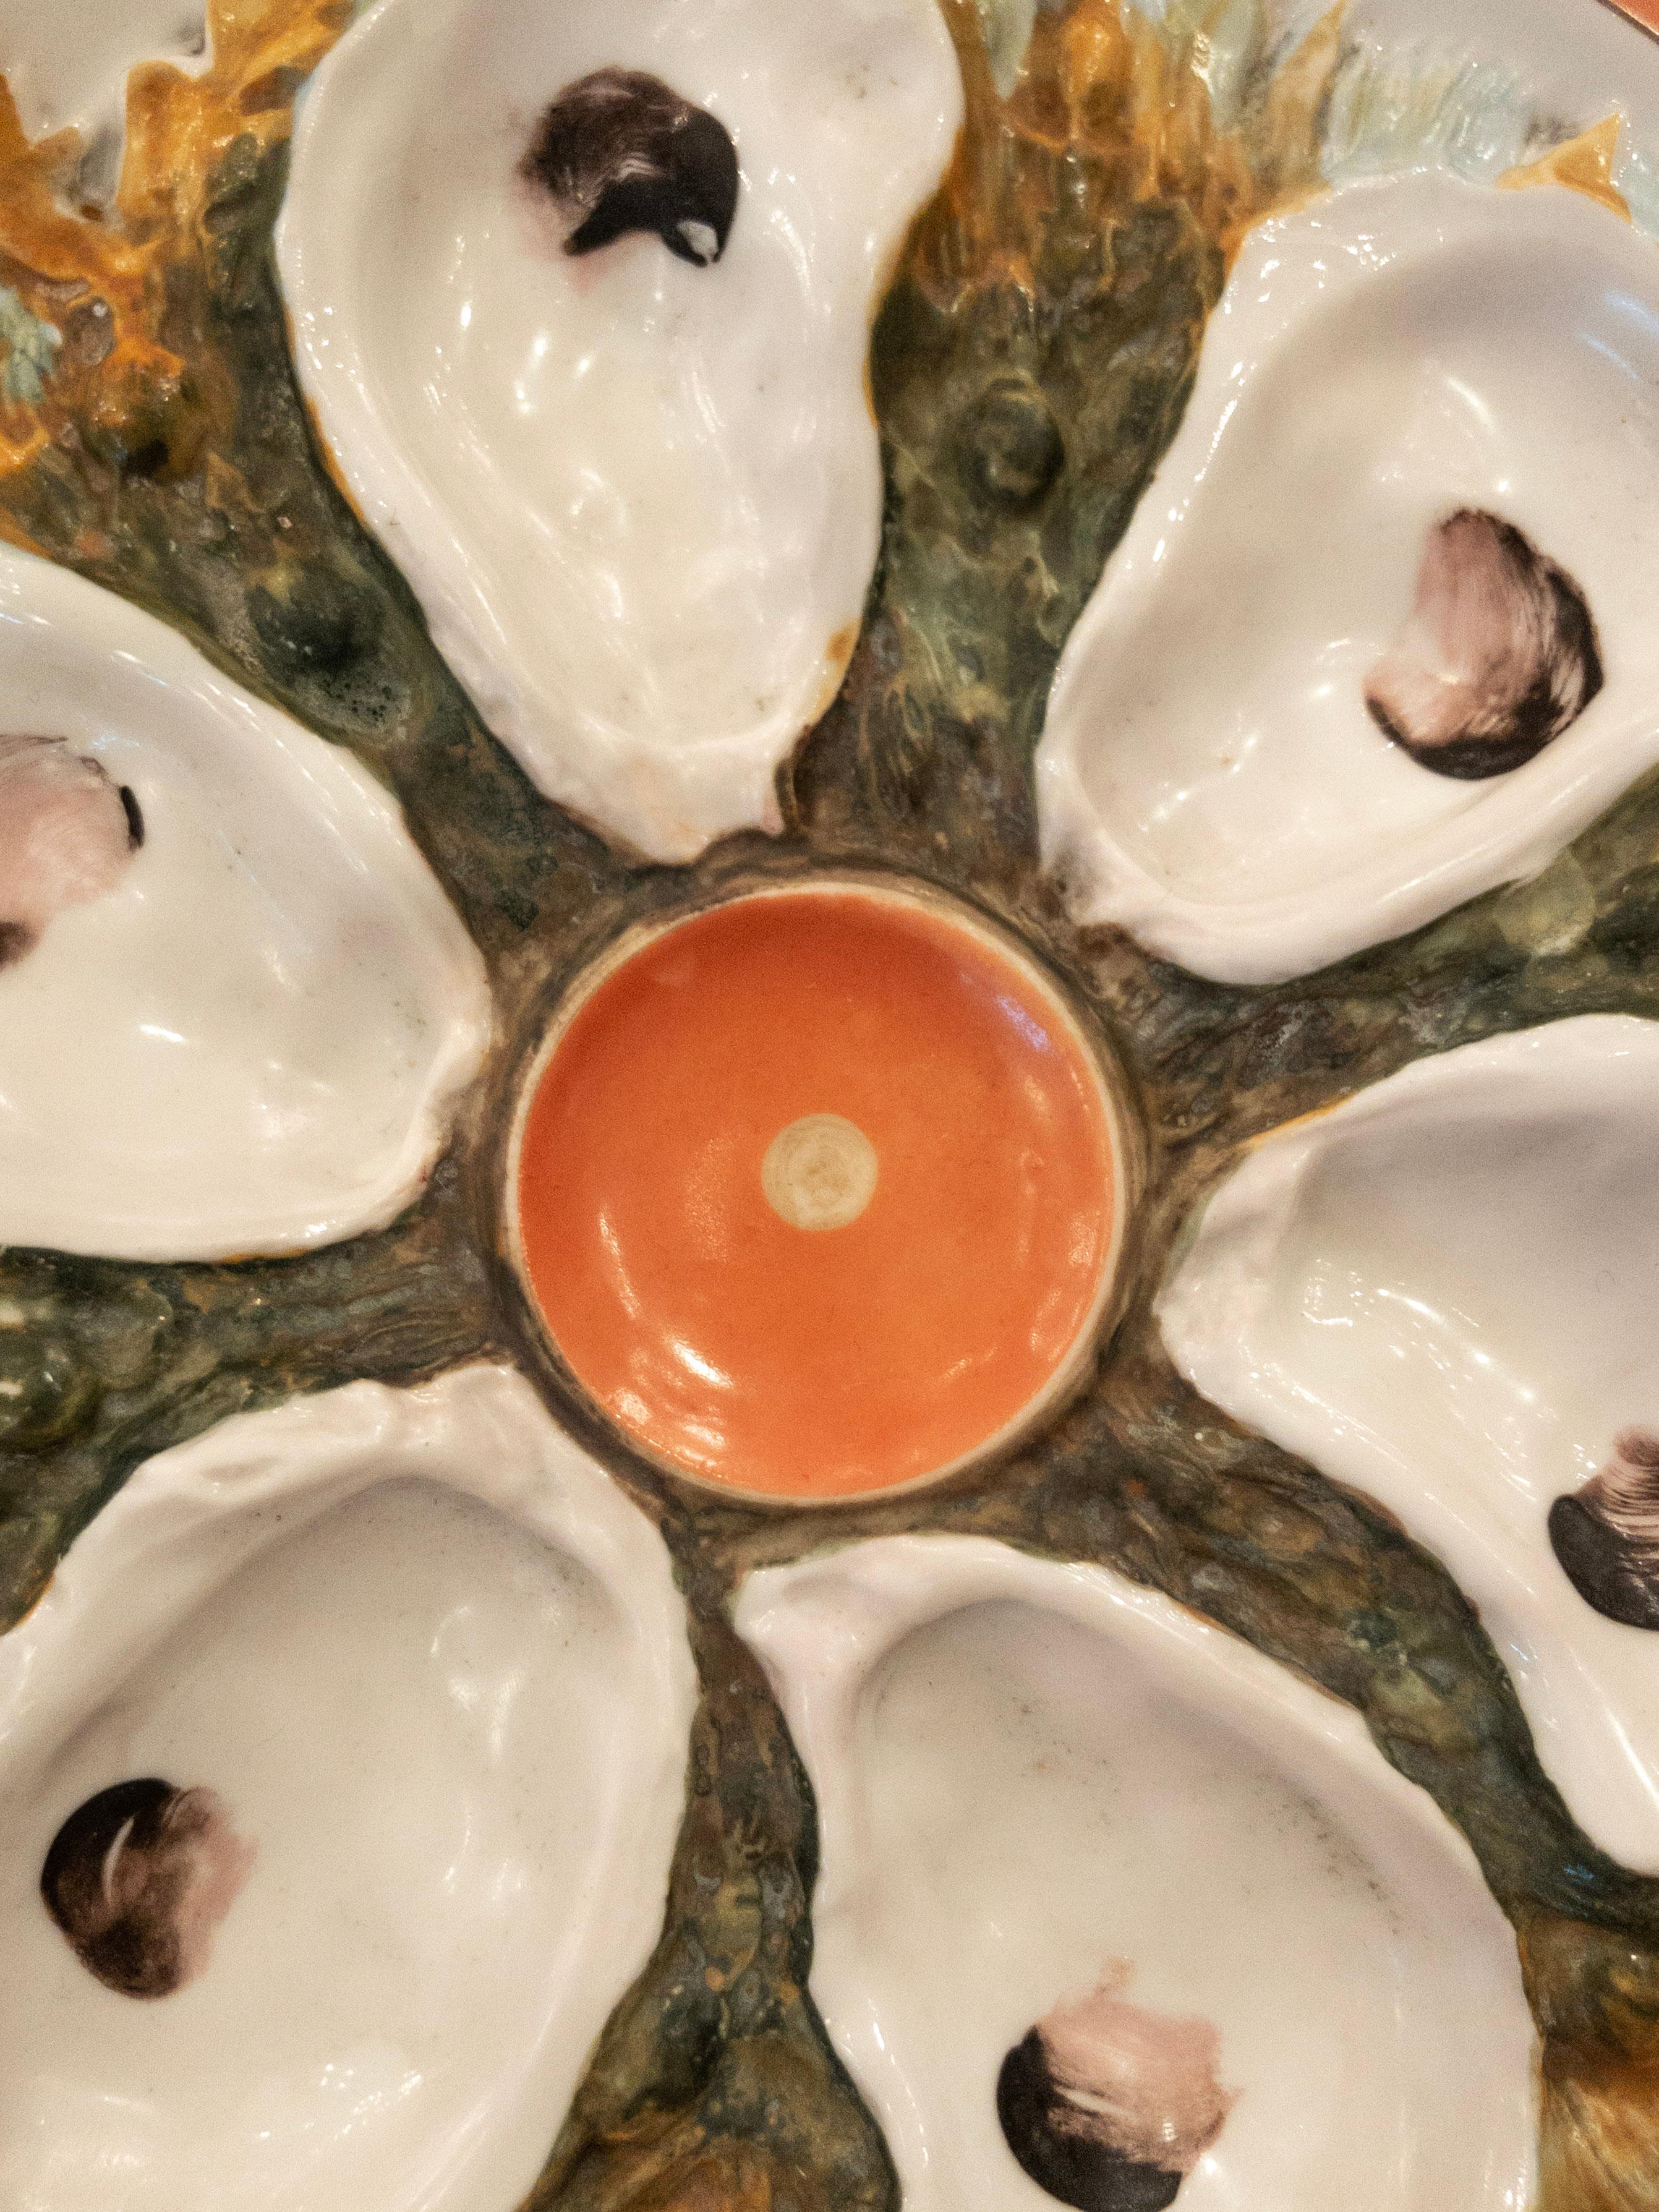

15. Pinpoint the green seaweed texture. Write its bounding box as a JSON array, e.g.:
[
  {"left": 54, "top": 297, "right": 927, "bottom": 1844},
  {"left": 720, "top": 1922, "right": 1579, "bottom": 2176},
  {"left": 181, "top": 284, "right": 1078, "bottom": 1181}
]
[{"left": 1, "top": 0, "right": 1658, "bottom": 2205}]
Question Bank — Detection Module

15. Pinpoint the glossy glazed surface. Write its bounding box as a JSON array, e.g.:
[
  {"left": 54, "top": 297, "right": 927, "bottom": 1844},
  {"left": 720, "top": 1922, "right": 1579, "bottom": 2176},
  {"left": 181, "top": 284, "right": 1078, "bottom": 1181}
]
[
  {"left": 515, "top": 887, "right": 1119, "bottom": 1498},
  {"left": 4, "top": 1, "right": 1658, "bottom": 2201},
  {"left": 1161, "top": 1015, "right": 1659, "bottom": 1873},
  {"left": 0, "top": 0, "right": 207, "bottom": 142},
  {"left": 1038, "top": 169, "right": 1659, "bottom": 983},
  {"left": 0, "top": 550, "right": 490, "bottom": 1262},
  {"left": 278, "top": 0, "right": 962, "bottom": 861},
  {"left": 1344, "top": 0, "right": 1659, "bottom": 150},
  {"left": 0, "top": 1367, "right": 697, "bottom": 2210},
  {"left": 737, "top": 1535, "right": 1537, "bottom": 2210}
]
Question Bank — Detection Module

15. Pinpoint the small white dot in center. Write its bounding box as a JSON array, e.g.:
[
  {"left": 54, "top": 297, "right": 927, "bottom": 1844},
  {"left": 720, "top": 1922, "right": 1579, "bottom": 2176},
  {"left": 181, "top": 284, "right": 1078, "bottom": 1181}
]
[{"left": 762, "top": 1114, "right": 878, "bottom": 1232}]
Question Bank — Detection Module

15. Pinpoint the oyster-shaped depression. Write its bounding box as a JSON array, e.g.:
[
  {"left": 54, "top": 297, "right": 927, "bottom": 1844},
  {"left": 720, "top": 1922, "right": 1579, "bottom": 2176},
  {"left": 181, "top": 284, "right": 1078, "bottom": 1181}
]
[
  {"left": 736, "top": 1537, "right": 1535, "bottom": 2212},
  {"left": 0, "top": 550, "right": 490, "bottom": 1262},
  {"left": 1038, "top": 171, "right": 1659, "bottom": 984},
  {"left": 0, "top": 1366, "right": 697, "bottom": 2211},
  {"left": 1159, "top": 1015, "right": 1659, "bottom": 1873},
  {"left": 279, "top": 0, "right": 962, "bottom": 861}
]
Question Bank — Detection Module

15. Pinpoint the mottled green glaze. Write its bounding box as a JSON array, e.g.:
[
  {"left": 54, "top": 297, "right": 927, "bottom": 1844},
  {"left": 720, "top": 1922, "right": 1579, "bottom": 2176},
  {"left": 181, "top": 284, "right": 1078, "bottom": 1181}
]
[{"left": 3, "top": 4, "right": 1659, "bottom": 2206}]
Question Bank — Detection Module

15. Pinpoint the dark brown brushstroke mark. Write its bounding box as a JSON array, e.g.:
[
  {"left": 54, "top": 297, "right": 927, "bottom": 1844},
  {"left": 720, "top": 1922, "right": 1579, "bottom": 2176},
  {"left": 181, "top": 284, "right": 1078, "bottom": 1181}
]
[
  {"left": 997, "top": 1966, "right": 1234, "bottom": 2211},
  {"left": 522, "top": 69, "right": 740, "bottom": 268},
  {"left": 1365, "top": 508, "right": 1603, "bottom": 779},
  {"left": 1550, "top": 1427, "right": 1659, "bottom": 1630},
  {"left": 41, "top": 1776, "right": 255, "bottom": 1999}
]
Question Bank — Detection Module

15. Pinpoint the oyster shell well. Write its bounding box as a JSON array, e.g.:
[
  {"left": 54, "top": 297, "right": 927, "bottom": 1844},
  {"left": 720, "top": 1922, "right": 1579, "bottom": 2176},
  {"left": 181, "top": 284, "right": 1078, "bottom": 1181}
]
[
  {"left": 0, "top": 1365, "right": 697, "bottom": 2210},
  {"left": 1159, "top": 1014, "right": 1659, "bottom": 1871},
  {"left": 736, "top": 1536, "right": 1535, "bottom": 2210},
  {"left": 1037, "top": 170, "right": 1659, "bottom": 983},
  {"left": 278, "top": 0, "right": 963, "bottom": 860},
  {"left": 0, "top": 551, "right": 491, "bottom": 1262}
]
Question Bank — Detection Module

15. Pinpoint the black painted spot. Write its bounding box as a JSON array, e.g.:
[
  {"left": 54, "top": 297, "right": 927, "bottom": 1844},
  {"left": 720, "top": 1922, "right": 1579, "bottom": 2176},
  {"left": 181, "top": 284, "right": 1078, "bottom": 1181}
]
[
  {"left": 119, "top": 785, "right": 145, "bottom": 849},
  {"left": 997, "top": 2031, "right": 1183, "bottom": 2212},
  {"left": 522, "top": 69, "right": 740, "bottom": 268}
]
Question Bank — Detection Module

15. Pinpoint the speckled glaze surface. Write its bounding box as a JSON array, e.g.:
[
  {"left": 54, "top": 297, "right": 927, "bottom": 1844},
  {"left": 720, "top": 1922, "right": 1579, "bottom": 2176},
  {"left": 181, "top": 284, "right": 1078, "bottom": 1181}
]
[{"left": 4, "top": 2, "right": 1659, "bottom": 2210}]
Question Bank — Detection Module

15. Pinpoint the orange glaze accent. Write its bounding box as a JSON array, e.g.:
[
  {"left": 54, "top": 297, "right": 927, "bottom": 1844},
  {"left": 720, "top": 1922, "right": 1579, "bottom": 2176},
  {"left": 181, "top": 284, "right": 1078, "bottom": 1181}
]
[{"left": 515, "top": 886, "right": 1117, "bottom": 1499}]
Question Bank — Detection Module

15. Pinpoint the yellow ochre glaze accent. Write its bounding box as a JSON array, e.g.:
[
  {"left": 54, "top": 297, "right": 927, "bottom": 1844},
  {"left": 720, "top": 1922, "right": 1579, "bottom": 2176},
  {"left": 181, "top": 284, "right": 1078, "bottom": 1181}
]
[
  {"left": 916, "top": 0, "right": 1342, "bottom": 306},
  {"left": 0, "top": 0, "right": 350, "bottom": 519},
  {"left": 1499, "top": 114, "right": 1632, "bottom": 223}
]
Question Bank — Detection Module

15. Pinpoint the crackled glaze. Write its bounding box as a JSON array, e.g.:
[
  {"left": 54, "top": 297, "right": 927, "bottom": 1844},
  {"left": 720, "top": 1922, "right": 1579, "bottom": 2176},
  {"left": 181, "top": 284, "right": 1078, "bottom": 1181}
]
[
  {"left": 1160, "top": 1015, "right": 1659, "bottom": 1873},
  {"left": 736, "top": 1536, "right": 1536, "bottom": 2211},
  {"left": 0, "top": 550, "right": 490, "bottom": 1262},
  {"left": 0, "top": 1365, "right": 696, "bottom": 2210},
  {"left": 278, "top": 0, "right": 963, "bottom": 861},
  {"left": 1038, "top": 169, "right": 1659, "bottom": 984}
]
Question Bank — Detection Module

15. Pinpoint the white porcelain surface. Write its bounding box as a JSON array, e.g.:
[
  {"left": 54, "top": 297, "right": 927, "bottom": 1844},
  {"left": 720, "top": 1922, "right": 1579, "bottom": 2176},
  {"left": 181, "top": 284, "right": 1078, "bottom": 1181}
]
[
  {"left": 1336, "top": 0, "right": 1659, "bottom": 199},
  {"left": 0, "top": 1364, "right": 697, "bottom": 2211},
  {"left": 1160, "top": 1014, "right": 1659, "bottom": 1873},
  {"left": 0, "top": 549, "right": 490, "bottom": 1262},
  {"left": 736, "top": 1535, "right": 1536, "bottom": 2211},
  {"left": 0, "top": 1, "right": 207, "bottom": 143},
  {"left": 1037, "top": 171, "right": 1659, "bottom": 984},
  {"left": 278, "top": 0, "right": 962, "bottom": 863}
]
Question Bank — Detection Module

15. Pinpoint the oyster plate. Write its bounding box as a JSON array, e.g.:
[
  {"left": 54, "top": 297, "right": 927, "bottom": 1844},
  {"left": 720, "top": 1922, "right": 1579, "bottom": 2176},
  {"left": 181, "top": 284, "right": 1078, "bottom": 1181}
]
[{"left": 3, "top": 0, "right": 1659, "bottom": 2208}]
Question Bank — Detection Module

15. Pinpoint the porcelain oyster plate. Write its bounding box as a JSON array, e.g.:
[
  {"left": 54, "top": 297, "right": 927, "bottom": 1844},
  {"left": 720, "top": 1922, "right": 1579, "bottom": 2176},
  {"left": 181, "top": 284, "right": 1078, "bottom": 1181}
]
[{"left": 2, "top": 1, "right": 1659, "bottom": 2208}]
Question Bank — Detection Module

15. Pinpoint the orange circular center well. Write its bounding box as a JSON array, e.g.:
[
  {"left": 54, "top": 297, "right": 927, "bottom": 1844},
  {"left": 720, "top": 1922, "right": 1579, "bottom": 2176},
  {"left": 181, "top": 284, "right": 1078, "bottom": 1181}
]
[{"left": 513, "top": 885, "right": 1119, "bottom": 1500}]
